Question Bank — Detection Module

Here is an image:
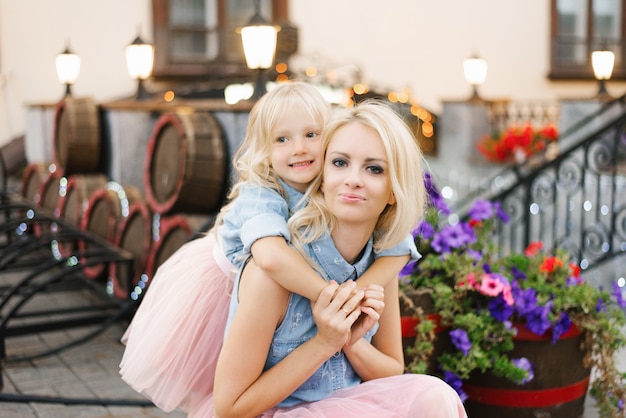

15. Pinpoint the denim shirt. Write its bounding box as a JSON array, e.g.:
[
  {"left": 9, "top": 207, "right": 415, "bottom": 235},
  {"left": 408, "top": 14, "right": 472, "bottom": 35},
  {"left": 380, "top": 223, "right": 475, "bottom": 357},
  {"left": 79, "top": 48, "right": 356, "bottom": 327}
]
[
  {"left": 226, "top": 230, "right": 419, "bottom": 407},
  {"left": 217, "top": 180, "right": 305, "bottom": 269}
]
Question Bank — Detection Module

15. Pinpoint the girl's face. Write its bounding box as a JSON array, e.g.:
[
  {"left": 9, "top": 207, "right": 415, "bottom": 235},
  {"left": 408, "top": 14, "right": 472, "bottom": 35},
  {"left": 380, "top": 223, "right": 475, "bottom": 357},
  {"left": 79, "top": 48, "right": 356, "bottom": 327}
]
[
  {"left": 269, "top": 105, "right": 324, "bottom": 192},
  {"left": 322, "top": 122, "right": 395, "bottom": 227}
]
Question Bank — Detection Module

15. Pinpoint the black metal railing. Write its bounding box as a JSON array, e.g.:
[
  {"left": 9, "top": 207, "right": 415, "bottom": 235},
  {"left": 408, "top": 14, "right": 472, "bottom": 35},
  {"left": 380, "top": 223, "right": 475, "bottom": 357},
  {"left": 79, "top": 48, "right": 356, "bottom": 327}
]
[{"left": 454, "top": 95, "right": 626, "bottom": 281}]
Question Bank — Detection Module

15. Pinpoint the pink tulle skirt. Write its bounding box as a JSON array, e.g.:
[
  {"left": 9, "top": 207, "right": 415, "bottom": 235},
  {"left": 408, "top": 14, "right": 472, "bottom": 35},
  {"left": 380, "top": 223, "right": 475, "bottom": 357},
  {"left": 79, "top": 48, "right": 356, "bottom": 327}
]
[
  {"left": 119, "top": 232, "right": 236, "bottom": 413},
  {"left": 191, "top": 374, "right": 468, "bottom": 418}
]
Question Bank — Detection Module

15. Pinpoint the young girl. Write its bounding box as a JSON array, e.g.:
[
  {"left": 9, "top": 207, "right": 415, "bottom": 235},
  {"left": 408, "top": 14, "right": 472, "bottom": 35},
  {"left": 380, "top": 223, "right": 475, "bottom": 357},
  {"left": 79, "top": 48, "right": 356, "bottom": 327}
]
[
  {"left": 119, "top": 82, "right": 415, "bottom": 413},
  {"left": 207, "top": 100, "right": 467, "bottom": 417}
]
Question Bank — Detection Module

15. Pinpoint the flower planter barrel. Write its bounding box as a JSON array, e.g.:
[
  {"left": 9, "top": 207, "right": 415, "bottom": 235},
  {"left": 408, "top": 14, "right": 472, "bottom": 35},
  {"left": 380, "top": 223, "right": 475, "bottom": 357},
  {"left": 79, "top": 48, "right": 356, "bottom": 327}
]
[
  {"left": 462, "top": 323, "right": 590, "bottom": 418},
  {"left": 143, "top": 112, "right": 229, "bottom": 215},
  {"left": 400, "top": 290, "right": 591, "bottom": 418}
]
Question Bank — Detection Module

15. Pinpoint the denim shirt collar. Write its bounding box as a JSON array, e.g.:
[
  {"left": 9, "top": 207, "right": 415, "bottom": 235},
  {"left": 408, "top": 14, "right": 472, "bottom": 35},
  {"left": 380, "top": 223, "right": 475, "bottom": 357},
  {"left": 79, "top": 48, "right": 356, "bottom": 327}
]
[
  {"left": 278, "top": 179, "right": 307, "bottom": 213},
  {"left": 309, "top": 232, "right": 374, "bottom": 284}
]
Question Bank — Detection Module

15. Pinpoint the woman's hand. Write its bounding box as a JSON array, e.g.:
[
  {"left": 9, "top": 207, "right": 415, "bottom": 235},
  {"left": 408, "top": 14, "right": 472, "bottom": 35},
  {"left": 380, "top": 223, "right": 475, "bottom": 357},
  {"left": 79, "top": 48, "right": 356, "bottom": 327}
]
[
  {"left": 346, "top": 284, "right": 385, "bottom": 346},
  {"left": 312, "top": 280, "right": 364, "bottom": 351}
]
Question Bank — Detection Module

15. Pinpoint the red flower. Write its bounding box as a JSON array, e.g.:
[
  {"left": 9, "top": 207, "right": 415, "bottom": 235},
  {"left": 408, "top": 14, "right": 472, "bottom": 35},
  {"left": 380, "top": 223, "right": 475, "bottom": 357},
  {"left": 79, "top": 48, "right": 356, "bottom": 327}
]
[
  {"left": 539, "top": 256, "right": 564, "bottom": 273},
  {"left": 469, "top": 219, "right": 482, "bottom": 228},
  {"left": 524, "top": 241, "right": 543, "bottom": 257},
  {"left": 476, "top": 123, "right": 559, "bottom": 163},
  {"left": 569, "top": 263, "right": 581, "bottom": 278}
]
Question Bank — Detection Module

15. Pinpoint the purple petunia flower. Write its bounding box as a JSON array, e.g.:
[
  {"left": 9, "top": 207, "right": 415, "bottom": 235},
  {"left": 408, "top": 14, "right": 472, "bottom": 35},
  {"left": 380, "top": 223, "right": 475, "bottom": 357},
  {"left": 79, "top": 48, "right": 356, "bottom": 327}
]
[
  {"left": 443, "top": 371, "right": 468, "bottom": 402},
  {"left": 449, "top": 329, "right": 472, "bottom": 355},
  {"left": 399, "top": 260, "right": 418, "bottom": 278},
  {"left": 510, "top": 267, "right": 527, "bottom": 281},
  {"left": 412, "top": 220, "right": 434, "bottom": 240},
  {"left": 551, "top": 312, "right": 571, "bottom": 344},
  {"left": 512, "top": 283, "right": 538, "bottom": 316},
  {"left": 468, "top": 200, "right": 493, "bottom": 221},
  {"left": 467, "top": 249, "right": 482, "bottom": 261},
  {"left": 492, "top": 201, "right": 510, "bottom": 223},
  {"left": 512, "top": 357, "right": 534, "bottom": 384},
  {"left": 431, "top": 223, "right": 476, "bottom": 254},
  {"left": 525, "top": 303, "right": 552, "bottom": 336},
  {"left": 612, "top": 282, "right": 626, "bottom": 309},
  {"left": 424, "top": 172, "right": 451, "bottom": 215},
  {"left": 489, "top": 294, "right": 514, "bottom": 322}
]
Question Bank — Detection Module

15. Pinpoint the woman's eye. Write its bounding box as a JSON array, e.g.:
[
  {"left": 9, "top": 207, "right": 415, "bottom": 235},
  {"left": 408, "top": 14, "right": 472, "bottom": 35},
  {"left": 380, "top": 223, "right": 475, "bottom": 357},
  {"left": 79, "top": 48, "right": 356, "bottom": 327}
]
[
  {"left": 332, "top": 158, "right": 348, "bottom": 167},
  {"left": 367, "top": 165, "right": 384, "bottom": 175}
]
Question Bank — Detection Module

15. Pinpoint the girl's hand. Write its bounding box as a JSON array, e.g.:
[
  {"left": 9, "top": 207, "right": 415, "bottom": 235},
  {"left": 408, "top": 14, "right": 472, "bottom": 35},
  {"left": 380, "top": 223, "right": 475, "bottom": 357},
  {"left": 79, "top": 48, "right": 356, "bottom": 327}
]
[
  {"left": 312, "top": 281, "right": 364, "bottom": 351},
  {"left": 346, "top": 284, "right": 385, "bottom": 346}
]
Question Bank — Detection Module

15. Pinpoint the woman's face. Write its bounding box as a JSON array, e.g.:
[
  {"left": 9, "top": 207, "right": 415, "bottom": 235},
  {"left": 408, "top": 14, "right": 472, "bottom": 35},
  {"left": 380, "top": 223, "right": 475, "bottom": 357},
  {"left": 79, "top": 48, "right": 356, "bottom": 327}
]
[
  {"left": 269, "top": 105, "right": 324, "bottom": 192},
  {"left": 322, "top": 122, "right": 395, "bottom": 227}
]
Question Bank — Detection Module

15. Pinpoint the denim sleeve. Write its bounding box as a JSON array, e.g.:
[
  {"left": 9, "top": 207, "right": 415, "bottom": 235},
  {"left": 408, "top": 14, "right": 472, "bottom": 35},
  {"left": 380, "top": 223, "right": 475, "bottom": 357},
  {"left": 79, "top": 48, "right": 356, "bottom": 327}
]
[
  {"left": 220, "top": 185, "right": 291, "bottom": 257},
  {"left": 377, "top": 233, "right": 421, "bottom": 263}
]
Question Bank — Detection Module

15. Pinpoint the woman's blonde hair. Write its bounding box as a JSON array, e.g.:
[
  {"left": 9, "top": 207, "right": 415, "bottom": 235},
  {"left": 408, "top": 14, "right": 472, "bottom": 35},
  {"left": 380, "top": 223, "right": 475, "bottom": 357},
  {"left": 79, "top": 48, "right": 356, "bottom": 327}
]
[
  {"left": 289, "top": 100, "right": 427, "bottom": 254},
  {"left": 214, "top": 81, "right": 332, "bottom": 229}
]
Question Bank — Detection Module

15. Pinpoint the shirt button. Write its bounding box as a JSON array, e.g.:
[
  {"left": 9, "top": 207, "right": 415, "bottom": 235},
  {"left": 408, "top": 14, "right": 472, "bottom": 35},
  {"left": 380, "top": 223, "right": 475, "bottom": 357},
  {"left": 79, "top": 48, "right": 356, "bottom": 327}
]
[
  {"left": 334, "top": 352, "right": 341, "bottom": 358},
  {"left": 334, "top": 257, "right": 341, "bottom": 264}
]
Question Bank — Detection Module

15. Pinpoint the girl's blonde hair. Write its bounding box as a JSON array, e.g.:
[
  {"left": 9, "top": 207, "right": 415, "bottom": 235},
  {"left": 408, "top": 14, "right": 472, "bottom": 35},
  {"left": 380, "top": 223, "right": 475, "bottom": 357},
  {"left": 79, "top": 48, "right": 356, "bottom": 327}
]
[
  {"left": 289, "top": 100, "right": 427, "bottom": 254},
  {"left": 214, "top": 81, "right": 332, "bottom": 229}
]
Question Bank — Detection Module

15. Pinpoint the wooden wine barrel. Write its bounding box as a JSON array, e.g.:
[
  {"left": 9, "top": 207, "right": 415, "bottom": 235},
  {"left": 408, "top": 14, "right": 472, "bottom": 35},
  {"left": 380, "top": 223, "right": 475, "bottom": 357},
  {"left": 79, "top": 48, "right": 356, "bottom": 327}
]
[
  {"left": 57, "top": 174, "right": 109, "bottom": 226},
  {"left": 0, "top": 134, "right": 26, "bottom": 190},
  {"left": 21, "top": 162, "right": 57, "bottom": 204},
  {"left": 55, "top": 174, "right": 108, "bottom": 256},
  {"left": 33, "top": 169, "right": 64, "bottom": 237},
  {"left": 144, "top": 215, "right": 191, "bottom": 285},
  {"left": 143, "top": 112, "right": 229, "bottom": 215},
  {"left": 54, "top": 97, "right": 101, "bottom": 175},
  {"left": 80, "top": 183, "right": 145, "bottom": 281},
  {"left": 38, "top": 170, "right": 64, "bottom": 215},
  {"left": 108, "top": 200, "right": 152, "bottom": 299}
]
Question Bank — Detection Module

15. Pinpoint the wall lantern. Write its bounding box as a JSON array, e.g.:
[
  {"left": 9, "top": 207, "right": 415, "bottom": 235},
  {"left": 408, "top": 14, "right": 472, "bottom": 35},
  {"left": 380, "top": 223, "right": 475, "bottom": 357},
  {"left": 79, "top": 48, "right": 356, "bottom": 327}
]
[
  {"left": 55, "top": 42, "right": 81, "bottom": 97},
  {"left": 240, "top": 0, "right": 278, "bottom": 100},
  {"left": 125, "top": 30, "right": 154, "bottom": 100},
  {"left": 591, "top": 48, "right": 615, "bottom": 99},
  {"left": 463, "top": 53, "right": 488, "bottom": 102}
]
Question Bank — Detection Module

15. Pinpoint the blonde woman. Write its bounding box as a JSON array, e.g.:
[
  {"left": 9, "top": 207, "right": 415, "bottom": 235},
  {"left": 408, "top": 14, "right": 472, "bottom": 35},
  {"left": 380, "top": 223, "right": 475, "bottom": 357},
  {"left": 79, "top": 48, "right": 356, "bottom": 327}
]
[{"left": 206, "top": 101, "right": 467, "bottom": 417}]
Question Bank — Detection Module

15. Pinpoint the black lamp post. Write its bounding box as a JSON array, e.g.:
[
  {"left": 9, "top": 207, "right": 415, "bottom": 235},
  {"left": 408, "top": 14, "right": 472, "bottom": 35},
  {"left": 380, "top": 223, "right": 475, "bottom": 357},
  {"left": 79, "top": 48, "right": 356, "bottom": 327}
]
[{"left": 240, "top": 0, "right": 278, "bottom": 100}]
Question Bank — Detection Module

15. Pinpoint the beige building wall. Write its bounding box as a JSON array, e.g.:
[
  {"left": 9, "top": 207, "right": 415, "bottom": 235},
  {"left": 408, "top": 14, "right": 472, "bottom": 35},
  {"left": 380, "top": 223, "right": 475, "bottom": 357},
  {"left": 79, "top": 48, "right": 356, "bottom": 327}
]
[{"left": 0, "top": 0, "right": 625, "bottom": 147}]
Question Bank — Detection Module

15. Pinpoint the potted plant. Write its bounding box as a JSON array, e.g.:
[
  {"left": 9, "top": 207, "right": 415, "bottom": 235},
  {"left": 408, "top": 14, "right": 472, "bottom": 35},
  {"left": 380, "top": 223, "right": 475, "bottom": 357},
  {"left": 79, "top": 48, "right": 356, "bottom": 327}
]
[
  {"left": 476, "top": 123, "right": 559, "bottom": 164},
  {"left": 399, "top": 172, "right": 626, "bottom": 418}
]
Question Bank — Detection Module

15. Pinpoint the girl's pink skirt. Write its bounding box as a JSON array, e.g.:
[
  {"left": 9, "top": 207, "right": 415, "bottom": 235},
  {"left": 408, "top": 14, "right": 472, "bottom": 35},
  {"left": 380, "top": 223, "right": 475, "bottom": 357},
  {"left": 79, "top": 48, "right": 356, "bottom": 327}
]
[
  {"left": 119, "top": 232, "right": 235, "bottom": 413},
  {"left": 191, "top": 374, "right": 468, "bottom": 417}
]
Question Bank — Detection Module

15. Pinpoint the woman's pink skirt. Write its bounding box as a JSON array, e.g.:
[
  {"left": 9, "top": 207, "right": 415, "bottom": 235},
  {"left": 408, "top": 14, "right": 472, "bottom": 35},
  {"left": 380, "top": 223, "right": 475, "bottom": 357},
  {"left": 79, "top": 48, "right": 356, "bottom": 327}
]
[
  {"left": 119, "top": 232, "right": 236, "bottom": 413},
  {"left": 192, "top": 374, "right": 468, "bottom": 417}
]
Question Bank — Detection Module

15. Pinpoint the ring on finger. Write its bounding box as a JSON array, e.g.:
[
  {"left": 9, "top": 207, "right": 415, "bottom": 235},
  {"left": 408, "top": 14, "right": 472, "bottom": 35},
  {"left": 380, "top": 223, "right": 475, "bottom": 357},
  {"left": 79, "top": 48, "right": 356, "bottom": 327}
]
[{"left": 341, "top": 307, "right": 350, "bottom": 315}]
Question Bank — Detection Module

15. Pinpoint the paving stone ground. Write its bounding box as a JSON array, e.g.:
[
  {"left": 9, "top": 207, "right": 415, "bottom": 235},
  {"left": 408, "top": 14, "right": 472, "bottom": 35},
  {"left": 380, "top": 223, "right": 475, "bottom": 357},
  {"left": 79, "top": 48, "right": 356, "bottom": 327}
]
[{"left": 0, "top": 320, "right": 186, "bottom": 418}]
